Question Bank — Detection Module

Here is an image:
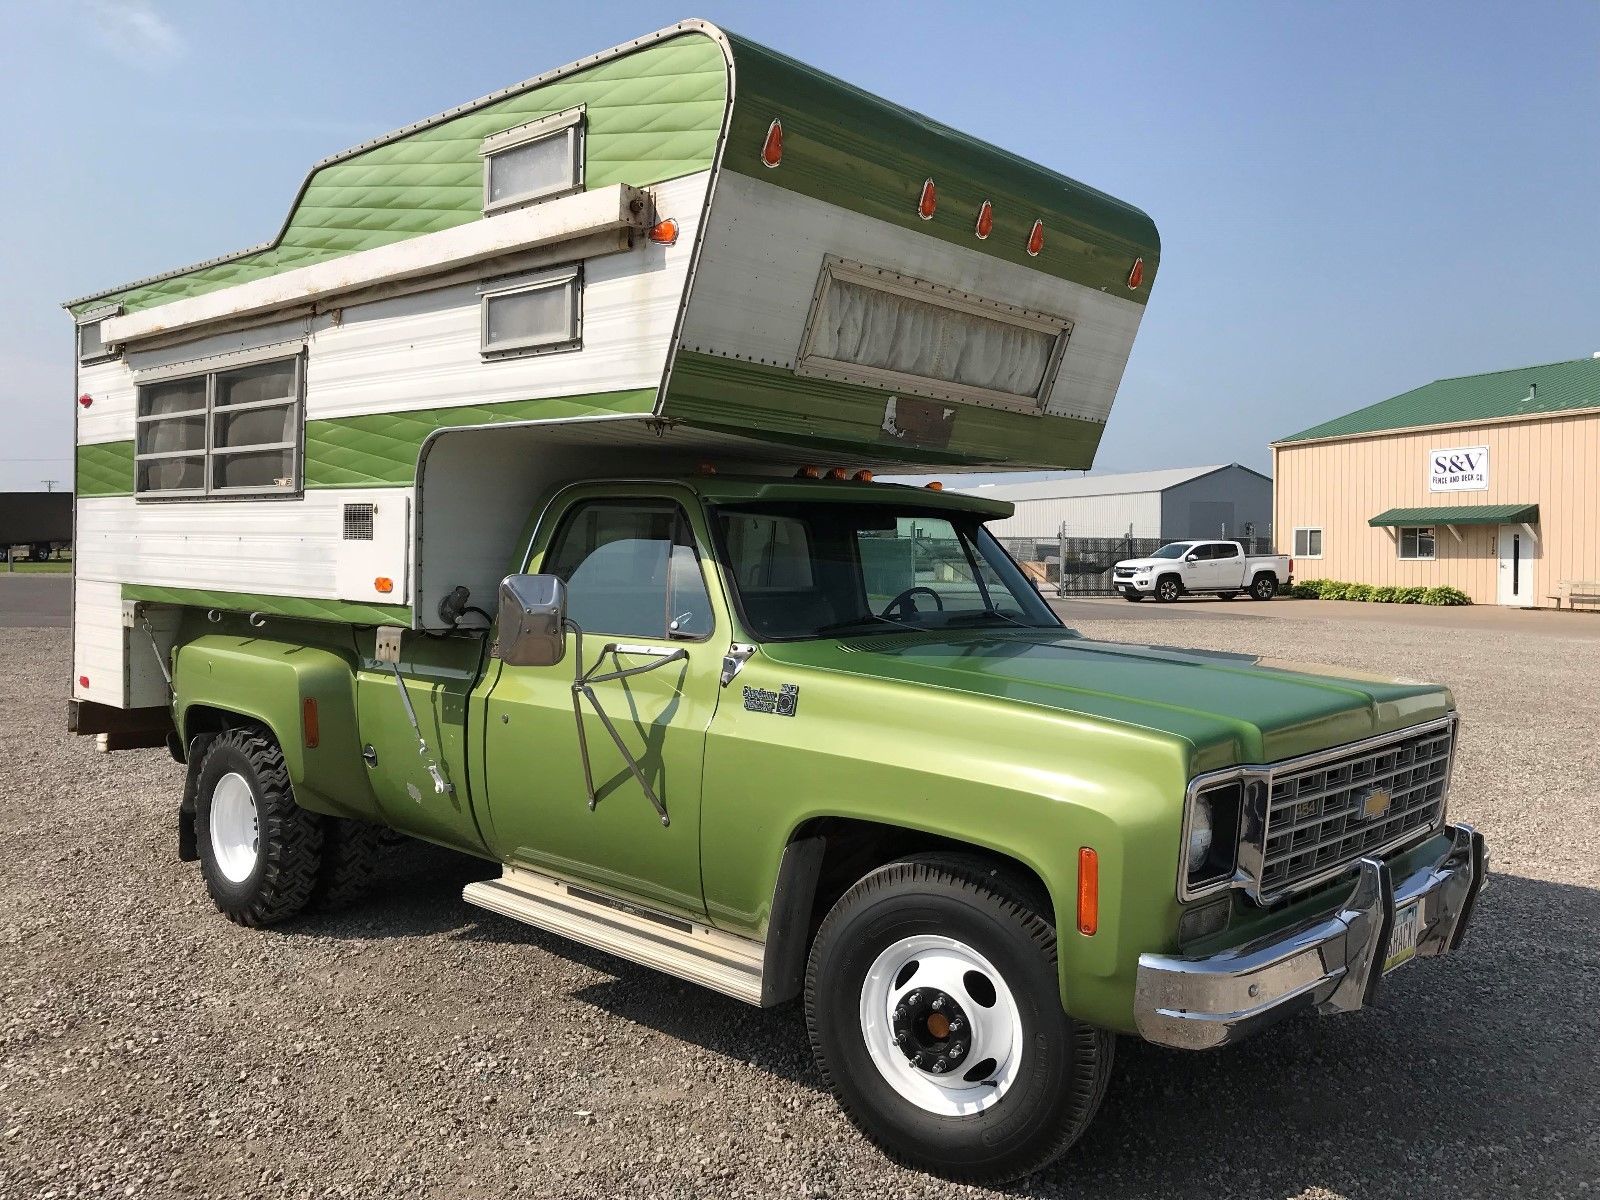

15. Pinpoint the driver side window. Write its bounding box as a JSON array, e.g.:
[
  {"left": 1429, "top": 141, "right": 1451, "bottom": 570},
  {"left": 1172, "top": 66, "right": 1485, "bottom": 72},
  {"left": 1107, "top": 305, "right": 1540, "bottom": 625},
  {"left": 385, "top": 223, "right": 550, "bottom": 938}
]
[{"left": 543, "top": 499, "right": 713, "bottom": 639}]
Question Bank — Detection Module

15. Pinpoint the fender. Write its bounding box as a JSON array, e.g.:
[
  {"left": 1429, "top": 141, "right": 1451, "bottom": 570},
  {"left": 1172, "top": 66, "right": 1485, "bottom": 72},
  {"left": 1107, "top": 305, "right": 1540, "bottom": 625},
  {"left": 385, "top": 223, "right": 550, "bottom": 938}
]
[{"left": 173, "top": 634, "right": 381, "bottom": 822}]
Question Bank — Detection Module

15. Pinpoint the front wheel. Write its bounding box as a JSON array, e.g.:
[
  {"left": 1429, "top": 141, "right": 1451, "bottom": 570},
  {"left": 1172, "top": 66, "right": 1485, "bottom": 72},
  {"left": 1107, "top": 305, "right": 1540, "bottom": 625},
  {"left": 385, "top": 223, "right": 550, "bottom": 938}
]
[
  {"left": 1154, "top": 576, "right": 1182, "bottom": 603},
  {"left": 805, "top": 860, "right": 1113, "bottom": 1183},
  {"left": 1250, "top": 574, "right": 1279, "bottom": 601}
]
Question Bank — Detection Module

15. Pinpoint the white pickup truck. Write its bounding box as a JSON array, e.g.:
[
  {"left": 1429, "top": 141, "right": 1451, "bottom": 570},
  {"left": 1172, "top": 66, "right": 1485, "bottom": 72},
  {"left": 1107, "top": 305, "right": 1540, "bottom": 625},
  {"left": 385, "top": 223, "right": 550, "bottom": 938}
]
[{"left": 1112, "top": 540, "right": 1292, "bottom": 602}]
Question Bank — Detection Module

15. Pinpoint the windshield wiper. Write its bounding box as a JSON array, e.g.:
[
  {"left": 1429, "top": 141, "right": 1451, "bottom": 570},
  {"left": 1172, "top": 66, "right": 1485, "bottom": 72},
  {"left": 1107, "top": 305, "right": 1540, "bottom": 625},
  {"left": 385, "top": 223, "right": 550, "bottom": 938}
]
[{"left": 812, "top": 614, "right": 901, "bottom": 637}]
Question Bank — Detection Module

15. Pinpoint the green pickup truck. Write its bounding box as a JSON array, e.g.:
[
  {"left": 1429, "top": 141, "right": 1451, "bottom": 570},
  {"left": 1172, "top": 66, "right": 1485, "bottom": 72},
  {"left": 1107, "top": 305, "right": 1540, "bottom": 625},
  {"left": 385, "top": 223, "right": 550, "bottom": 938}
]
[{"left": 164, "top": 473, "right": 1486, "bottom": 1182}]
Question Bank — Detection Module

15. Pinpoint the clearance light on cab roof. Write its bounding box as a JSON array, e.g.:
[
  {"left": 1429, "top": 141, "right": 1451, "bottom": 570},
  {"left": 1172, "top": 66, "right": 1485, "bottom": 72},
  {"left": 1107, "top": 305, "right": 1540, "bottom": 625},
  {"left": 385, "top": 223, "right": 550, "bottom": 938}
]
[
  {"left": 648, "top": 218, "right": 680, "bottom": 246},
  {"left": 1077, "top": 847, "right": 1099, "bottom": 936},
  {"left": 761, "top": 119, "right": 783, "bottom": 168},
  {"left": 1027, "top": 219, "right": 1045, "bottom": 257},
  {"left": 853, "top": 469, "right": 874, "bottom": 483},
  {"left": 924, "top": 481, "right": 944, "bottom": 491},
  {"left": 917, "top": 179, "right": 937, "bottom": 221},
  {"left": 1128, "top": 257, "right": 1145, "bottom": 289},
  {"left": 826, "top": 467, "right": 850, "bottom": 480},
  {"left": 974, "top": 200, "right": 994, "bottom": 240},
  {"left": 795, "top": 465, "right": 820, "bottom": 479}
]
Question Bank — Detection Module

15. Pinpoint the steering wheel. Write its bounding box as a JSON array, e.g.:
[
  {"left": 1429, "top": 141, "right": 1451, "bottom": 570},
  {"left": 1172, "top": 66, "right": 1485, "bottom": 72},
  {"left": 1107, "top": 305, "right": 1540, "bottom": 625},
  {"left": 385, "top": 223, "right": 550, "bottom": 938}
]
[{"left": 881, "top": 585, "right": 945, "bottom": 620}]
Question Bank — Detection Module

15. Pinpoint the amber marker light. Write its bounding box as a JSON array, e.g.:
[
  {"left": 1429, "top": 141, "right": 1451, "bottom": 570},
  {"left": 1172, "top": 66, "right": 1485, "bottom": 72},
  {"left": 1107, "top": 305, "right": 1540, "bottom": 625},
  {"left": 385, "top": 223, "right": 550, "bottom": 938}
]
[
  {"left": 1127, "top": 257, "right": 1145, "bottom": 289},
  {"left": 302, "top": 698, "right": 320, "bottom": 749},
  {"left": 761, "top": 118, "right": 783, "bottom": 168},
  {"left": 917, "top": 178, "right": 937, "bottom": 220},
  {"left": 649, "top": 218, "right": 680, "bottom": 246},
  {"left": 924, "top": 481, "right": 944, "bottom": 491},
  {"left": 1027, "top": 219, "right": 1045, "bottom": 257},
  {"left": 975, "top": 200, "right": 994, "bottom": 240},
  {"left": 1076, "top": 847, "right": 1099, "bottom": 935},
  {"left": 374, "top": 577, "right": 394, "bottom": 594}
]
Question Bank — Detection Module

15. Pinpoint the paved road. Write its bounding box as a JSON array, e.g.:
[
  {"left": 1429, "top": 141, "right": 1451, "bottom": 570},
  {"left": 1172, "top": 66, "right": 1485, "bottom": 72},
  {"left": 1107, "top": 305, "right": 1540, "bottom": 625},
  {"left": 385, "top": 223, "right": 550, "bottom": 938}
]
[{"left": 0, "top": 574, "right": 68, "bottom": 627}]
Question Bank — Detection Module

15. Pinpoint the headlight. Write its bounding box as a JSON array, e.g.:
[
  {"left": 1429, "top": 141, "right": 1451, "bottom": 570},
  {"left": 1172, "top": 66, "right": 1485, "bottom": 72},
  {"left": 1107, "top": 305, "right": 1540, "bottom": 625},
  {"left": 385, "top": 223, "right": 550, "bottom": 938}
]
[{"left": 1187, "top": 799, "right": 1214, "bottom": 866}]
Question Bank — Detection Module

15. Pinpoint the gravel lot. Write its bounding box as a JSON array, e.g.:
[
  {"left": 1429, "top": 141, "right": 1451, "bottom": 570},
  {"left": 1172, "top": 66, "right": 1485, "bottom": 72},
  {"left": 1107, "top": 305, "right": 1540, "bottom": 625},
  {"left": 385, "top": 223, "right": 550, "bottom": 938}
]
[{"left": 2, "top": 614, "right": 1597, "bottom": 1200}]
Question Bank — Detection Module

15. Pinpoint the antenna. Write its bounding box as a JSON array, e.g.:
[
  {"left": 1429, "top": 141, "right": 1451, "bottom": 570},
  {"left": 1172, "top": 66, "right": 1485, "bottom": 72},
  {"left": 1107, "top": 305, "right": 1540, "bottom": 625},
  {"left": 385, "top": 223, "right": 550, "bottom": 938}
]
[{"left": 41, "top": 479, "right": 60, "bottom": 492}]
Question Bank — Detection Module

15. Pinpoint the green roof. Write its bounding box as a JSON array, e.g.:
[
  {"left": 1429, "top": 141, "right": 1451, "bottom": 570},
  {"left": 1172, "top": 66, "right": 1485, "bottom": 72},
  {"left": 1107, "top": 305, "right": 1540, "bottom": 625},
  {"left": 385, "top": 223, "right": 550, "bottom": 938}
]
[
  {"left": 1278, "top": 357, "right": 1600, "bottom": 444},
  {"left": 1369, "top": 504, "right": 1538, "bottom": 527}
]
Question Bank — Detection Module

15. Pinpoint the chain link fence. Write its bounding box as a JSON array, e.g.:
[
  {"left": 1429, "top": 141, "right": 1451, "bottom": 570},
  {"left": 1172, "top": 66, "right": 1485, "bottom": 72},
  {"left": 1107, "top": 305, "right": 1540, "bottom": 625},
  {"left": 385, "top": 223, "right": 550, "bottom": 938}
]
[{"left": 994, "top": 532, "right": 1276, "bottom": 597}]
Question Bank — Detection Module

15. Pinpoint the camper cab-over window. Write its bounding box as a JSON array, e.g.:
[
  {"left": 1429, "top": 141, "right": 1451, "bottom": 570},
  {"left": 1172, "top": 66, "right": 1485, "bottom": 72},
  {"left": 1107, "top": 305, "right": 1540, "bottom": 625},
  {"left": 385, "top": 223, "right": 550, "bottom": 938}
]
[{"left": 480, "top": 107, "right": 585, "bottom": 216}]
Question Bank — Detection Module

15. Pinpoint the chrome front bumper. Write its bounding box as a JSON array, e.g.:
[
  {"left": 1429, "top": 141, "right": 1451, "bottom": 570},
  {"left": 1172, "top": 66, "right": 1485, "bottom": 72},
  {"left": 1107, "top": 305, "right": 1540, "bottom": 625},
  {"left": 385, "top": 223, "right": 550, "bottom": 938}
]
[{"left": 1134, "top": 822, "right": 1488, "bottom": 1050}]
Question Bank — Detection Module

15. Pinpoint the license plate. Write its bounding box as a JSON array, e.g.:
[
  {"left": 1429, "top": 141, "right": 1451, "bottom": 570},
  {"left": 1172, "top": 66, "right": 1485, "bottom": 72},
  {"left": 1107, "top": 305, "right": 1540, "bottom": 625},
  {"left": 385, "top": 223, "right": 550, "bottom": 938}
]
[{"left": 1383, "top": 902, "right": 1421, "bottom": 974}]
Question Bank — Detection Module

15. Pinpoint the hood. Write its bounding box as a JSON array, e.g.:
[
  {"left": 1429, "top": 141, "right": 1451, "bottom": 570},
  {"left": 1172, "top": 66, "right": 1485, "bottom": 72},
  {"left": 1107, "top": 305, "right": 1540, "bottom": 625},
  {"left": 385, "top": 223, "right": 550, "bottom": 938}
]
[
  {"left": 1114, "top": 557, "right": 1172, "bottom": 571},
  {"left": 759, "top": 629, "right": 1453, "bottom": 771}
]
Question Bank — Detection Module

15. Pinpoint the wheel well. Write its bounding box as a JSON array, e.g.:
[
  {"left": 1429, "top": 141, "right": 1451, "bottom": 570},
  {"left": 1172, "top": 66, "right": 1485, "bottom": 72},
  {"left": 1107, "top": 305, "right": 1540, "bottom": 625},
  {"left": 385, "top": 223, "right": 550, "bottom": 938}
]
[
  {"left": 1157, "top": 572, "right": 1183, "bottom": 590},
  {"left": 798, "top": 817, "right": 1054, "bottom": 950},
  {"left": 183, "top": 704, "right": 274, "bottom": 742}
]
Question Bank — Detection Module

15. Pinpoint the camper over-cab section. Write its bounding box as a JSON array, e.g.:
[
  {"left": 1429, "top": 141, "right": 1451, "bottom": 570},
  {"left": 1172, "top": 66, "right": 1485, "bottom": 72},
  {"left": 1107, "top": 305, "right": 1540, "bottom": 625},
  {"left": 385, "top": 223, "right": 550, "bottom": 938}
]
[{"left": 65, "top": 18, "right": 1157, "bottom": 711}]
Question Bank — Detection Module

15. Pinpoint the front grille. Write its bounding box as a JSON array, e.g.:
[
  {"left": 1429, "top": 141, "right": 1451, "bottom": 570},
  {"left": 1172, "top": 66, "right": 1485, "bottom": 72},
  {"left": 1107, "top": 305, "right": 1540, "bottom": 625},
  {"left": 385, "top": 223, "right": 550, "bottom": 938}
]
[
  {"left": 1114, "top": 567, "right": 1136, "bottom": 578},
  {"left": 1249, "top": 721, "right": 1454, "bottom": 900}
]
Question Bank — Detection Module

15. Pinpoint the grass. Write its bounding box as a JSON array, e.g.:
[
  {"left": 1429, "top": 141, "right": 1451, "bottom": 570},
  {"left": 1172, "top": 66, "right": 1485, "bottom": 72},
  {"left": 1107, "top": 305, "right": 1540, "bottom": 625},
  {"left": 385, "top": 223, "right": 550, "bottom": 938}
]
[{"left": 3, "top": 556, "right": 71, "bottom": 574}]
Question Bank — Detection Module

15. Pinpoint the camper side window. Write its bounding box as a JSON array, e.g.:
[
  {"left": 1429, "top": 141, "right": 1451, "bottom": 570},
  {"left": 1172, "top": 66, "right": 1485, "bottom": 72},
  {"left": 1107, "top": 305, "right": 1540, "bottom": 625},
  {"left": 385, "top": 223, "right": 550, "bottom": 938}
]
[
  {"left": 135, "top": 355, "right": 302, "bottom": 499},
  {"left": 480, "top": 266, "right": 581, "bottom": 359},
  {"left": 480, "top": 107, "right": 585, "bottom": 216}
]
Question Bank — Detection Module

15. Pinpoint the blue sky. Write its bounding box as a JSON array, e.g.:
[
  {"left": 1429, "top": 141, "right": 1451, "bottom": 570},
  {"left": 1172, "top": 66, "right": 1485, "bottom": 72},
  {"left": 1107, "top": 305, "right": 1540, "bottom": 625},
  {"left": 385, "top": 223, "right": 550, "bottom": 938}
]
[{"left": 2, "top": 0, "right": 1596, "bottom": 490}]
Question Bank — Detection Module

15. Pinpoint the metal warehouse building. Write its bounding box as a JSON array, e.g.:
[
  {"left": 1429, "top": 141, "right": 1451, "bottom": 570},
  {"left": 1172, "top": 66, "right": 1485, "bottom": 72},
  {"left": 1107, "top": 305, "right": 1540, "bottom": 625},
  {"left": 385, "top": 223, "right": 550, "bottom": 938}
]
[
  {"left": 963, "top": 463, "right": 1273, "bottom": 540},
  {"left": 1273, "top": 356, "right": 1600, "bottom": 608}
]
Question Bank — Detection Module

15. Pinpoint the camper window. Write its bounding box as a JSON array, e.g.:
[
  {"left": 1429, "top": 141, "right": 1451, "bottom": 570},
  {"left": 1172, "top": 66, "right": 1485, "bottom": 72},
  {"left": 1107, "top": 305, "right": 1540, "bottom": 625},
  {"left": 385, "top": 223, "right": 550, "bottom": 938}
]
[
  {"left": 134, "top": 354, "right": 302, "bottom": 499},
  {"left": 480, "top": 266, "right": 581, "bottom": 359},
  {"left": 480, "top": 107, "right": 585, "bottom": 215},
  {"left": 76, "top": 305, "right": 120, "bottom": 365}
]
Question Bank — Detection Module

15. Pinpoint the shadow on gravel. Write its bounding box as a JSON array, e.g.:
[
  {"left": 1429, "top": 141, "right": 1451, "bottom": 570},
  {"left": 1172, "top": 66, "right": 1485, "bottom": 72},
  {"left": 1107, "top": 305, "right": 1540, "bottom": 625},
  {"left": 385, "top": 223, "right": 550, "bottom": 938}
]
[{"left": 282, "top": 841, "right": 1599, "bottom": 1198}]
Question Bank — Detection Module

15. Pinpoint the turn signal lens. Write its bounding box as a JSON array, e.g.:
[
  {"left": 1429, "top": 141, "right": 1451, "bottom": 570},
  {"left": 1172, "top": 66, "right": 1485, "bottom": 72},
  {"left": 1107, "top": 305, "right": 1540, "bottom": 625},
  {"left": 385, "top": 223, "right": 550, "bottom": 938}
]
[
  {"left": 78, "top": 394, "right": 93, "bottom": 408},
  {"left": 1027, "top": 219, "right": 1045, "bottom": 257},
  {"left": 924, "top": 481, "right": 944, "bottom": 491},
  {"left": 761, "top": 118, "right": 783, "bottom": 168},
  {"left": 302, "top": 698, "right": 320, "bottom": 749},
  {"left": 795, "top": 465, "right": 820, "bottom": 479},
  {"left": 1128, "top": 257, "right": 1145, "bottom": 289},
  {"left": 1076, "top": 847, "right": 1099, "bottom": 936},
  {"left": 649, "top": 218, "right": 680, "bottom": 246},
  {"left": 975, "top": 200, "right": 994, "bottom": 239},
  {"left": 917, "top": 178, "right": 937, "bottom": 220},
  {"left": 374, "top": 577, "right": 394, "bottom": 594}
]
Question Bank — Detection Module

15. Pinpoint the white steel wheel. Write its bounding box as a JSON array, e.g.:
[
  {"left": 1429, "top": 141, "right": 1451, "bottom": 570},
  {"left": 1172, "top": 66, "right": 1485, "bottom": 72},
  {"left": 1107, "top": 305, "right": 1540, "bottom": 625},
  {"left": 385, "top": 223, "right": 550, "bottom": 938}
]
[
  {"left": 859, "top": 934, "right": 1023, "bottom": 1116},
  {"left": 208, "top": 771, "right": 261, "bottom": 884}
]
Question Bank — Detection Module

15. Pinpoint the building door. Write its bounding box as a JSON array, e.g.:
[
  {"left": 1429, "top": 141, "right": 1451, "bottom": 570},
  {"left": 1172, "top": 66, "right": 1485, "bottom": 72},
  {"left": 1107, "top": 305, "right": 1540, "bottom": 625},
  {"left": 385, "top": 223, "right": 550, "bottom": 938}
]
[{"left": 1497, "top": 525, "right": 1536, "bottom": 606}]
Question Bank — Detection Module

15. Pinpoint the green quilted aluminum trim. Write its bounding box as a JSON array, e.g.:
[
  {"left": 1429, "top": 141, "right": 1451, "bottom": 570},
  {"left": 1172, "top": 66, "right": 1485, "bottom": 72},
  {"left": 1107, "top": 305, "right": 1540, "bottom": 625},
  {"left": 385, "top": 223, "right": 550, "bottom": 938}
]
[
  {"left": 663, "top": 352, "right": 1103, "bottom": 470},
  {"left": 1278, "top": 357, "right": 1600, "bottom": 443},
  {"left": 77, "top": 441, "right": 134, "bottom": 496},
  {"left": 73, "top": 33, "right": 728, "bottom": 316},
  {"left": 1369, "top": 504, "right": 1538, "bottom": 528},
  {"left": 721, "top": 33, "right": 1159, "bottom": 302},
  {"left": 305, "top": 388, "right": 656, "bottom": 487},
  {"left": 124, "top": 584, "right": 410, "bottom": 627}
]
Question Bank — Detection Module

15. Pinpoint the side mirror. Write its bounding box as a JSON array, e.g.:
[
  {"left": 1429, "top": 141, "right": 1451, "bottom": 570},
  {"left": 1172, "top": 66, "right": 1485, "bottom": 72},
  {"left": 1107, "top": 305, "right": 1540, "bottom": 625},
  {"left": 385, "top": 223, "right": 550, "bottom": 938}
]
[
  {"left": 496, "top": 574, "right": 568, "bottom": 666},
  {"left": 1185, "top": 553, "right": 1200, "bottom": 562}
]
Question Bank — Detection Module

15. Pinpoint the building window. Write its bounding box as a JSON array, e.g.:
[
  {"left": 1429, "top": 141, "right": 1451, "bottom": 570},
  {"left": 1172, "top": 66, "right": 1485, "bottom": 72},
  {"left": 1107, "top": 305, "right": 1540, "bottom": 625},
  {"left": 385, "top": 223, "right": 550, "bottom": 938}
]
[
  {"left": 76, "top": 305, "right": 121, "bottom": 365},
  {"left": 795, "top": 256, "right": 1073, "bottom": 414},
  {"left": 135, "top": 354, "right": 302, "bottom": 498},
  {"left": 480, "top": 265, "right": 581, "bottom": 359},
  {"left": 1399, "top": 526, "right": 1436, "bottom": 560},
  {"left": 480, "top": 107, "right": 585, "bottom": 216},
  {"left": 1293, "top": 527, "right": 1323, "bottom": 558}
]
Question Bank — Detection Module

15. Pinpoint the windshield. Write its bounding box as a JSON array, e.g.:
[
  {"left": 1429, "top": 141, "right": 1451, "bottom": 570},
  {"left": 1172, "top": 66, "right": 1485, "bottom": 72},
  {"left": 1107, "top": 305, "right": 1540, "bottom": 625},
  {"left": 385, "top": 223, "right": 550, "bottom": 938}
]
[
  {"left": 1150, "top": 542, "right": 1196, "bottom": 559},
  {"left": 713, "top": 503, "right": 1061, "bottom": 640}
]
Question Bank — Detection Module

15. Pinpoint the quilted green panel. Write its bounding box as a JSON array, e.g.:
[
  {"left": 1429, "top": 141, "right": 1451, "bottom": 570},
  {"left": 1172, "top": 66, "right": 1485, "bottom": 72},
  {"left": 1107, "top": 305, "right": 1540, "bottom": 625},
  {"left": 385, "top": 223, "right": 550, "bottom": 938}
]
[
  {"left": 304, "top": 388, "right": 656, "bottom": 487},
  {"left": 77, "top": 441, "right": 134, "bottom": 496},
  {"left": 76, "top": 34, "right": 728, "bottom": 316},
  {"left": 124, "top": 584, "right": 409, "bottom": 627}
]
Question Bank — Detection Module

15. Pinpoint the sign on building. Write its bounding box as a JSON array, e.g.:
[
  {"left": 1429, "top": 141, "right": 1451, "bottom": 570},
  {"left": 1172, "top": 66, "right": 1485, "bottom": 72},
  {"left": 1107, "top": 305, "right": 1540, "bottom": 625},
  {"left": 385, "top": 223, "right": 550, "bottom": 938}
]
[{"left": 1429, "top": 445, "right": 1489, "bottom": 492}]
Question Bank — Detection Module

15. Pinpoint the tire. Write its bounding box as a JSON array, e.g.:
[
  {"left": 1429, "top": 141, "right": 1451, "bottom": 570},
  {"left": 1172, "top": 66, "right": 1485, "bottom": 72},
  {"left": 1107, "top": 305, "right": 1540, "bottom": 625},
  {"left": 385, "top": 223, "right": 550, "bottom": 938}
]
[
  {"left": 314, "top": 817, "right": 384, "bottom": 910},
  {"left": 805, "top": 859, "right": 1114, "bottom": 1184},
  {"left": 28, "top": 543, "right": 51, "bottom": 563},
  {"left": 194, "top": 728, "right": 323, "bottom": 927},
  {"left": 1250, "top": 574, "right": 1278, "bottom": 601},
  {"left": 1154, "top": 575, "right": 1182, "bottom": 603}
]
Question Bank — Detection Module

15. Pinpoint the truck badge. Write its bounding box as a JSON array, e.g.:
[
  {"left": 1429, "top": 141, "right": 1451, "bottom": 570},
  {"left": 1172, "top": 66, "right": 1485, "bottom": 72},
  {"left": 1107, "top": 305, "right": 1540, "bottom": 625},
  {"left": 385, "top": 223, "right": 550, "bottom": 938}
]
[
  {"left": 1360, "top": 786, "right": 1392, "bottom": 821},
  {"left": 743, "top": 683, "right": 799, "bottom": 717}
]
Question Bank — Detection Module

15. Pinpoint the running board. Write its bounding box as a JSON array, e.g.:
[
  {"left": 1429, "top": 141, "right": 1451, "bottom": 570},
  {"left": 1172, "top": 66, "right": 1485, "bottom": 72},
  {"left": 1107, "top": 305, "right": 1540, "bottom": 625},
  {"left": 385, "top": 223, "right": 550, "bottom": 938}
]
[{"left": 462, "top": 866, "right": 765, "bottom": 1006}]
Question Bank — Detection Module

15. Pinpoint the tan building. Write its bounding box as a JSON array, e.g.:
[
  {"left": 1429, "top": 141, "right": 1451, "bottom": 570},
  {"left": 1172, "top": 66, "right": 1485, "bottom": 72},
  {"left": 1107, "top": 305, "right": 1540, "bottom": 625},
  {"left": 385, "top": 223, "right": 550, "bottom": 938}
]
[{"left": 1272, "top": 357, "right": 1600, "bottom": 608}]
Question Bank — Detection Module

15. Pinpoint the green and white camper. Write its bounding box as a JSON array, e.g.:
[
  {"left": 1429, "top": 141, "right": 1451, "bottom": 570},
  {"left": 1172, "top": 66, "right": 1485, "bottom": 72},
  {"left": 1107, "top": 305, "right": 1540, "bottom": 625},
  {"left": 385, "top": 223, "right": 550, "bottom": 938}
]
[{"left": 64, "top": 20, "right": 1484, "bottom": 1185}]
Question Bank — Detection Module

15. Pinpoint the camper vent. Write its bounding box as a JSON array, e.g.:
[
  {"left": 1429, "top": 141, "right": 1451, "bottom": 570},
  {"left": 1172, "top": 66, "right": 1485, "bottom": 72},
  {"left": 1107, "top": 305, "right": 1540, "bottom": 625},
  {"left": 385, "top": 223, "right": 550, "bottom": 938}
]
[{"left": 342, "top": 503, "right": 376, "bottom": 542}]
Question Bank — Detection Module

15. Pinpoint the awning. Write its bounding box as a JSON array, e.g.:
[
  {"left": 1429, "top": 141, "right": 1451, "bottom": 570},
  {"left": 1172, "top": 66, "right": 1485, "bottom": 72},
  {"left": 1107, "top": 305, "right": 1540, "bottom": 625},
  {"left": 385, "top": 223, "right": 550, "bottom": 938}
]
[{"left": 1368, "top": 503, "right": 1539, "bottom": 528}]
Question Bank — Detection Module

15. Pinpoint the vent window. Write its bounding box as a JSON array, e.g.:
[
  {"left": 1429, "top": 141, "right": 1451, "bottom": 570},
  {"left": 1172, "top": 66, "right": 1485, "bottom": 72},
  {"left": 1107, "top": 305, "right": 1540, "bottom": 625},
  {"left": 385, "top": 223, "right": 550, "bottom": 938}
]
[
  {"left": 480, "top": 107, "right": 584, "bottom": 216},
  {"left": 480, "top": 265, "right": 581, "bottom": 360},
  {"left": 796, "top": 257, "right": 1072, "bottom": 413},
  {"left": 76, "top": 305, "right": 121, "bottom": 366},
  {"left": 342, "top": 503, "right": 376, "bottom": 541}
]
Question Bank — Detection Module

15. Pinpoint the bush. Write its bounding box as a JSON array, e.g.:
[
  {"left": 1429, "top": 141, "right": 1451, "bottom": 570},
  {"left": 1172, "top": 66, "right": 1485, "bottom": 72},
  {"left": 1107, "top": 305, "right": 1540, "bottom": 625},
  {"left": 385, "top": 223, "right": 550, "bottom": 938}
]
[
  {"left": 1394, "top": 586, "right": 1427, "bottom": 604},
  {"left": 1370, "top": 586, "right": 1398, "bottom": 603},
  {"left": 1289, "top": 581, "right": 1322, "bottom": 599},
  {"left": 1318, "top": 581, "right": 1350, "bottom": 600},
  {"left": 1345, "top": 583, "right": 1375, "bottom": 602},
  {"left": 1421, "top": 585, "right": 1471, "bottom": 606}
]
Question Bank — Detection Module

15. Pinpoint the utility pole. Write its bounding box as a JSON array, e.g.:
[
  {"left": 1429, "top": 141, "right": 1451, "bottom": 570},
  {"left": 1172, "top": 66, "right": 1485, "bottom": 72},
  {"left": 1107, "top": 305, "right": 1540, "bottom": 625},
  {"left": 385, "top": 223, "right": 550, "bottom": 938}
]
[{"left": 41, "top": 479, "right": 59, "bottom": 492}]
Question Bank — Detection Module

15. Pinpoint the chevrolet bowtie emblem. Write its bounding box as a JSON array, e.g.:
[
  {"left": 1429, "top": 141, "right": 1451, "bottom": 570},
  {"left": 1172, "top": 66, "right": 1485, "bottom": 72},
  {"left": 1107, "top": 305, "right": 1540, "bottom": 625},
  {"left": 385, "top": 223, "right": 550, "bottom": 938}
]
[{"left": 1361, "top": 786, "right": 1393, "bottom": 821}]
